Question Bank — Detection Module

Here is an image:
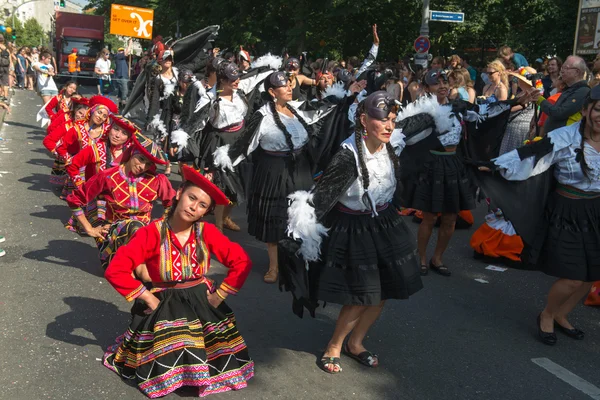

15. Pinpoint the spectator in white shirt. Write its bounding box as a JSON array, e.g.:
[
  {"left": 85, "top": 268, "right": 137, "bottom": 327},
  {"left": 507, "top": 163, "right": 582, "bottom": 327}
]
[
  {"left": 32, "top": 50, "right": 58, "bottom": 103},
  {"left": 94, "top": 48, "right": 112, "bottom": 96}
]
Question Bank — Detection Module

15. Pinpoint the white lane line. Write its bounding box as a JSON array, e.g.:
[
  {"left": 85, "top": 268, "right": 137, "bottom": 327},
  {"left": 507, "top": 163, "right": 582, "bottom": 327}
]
[{"left": 532, "top": 358, "right": 600, "bottom": 399}]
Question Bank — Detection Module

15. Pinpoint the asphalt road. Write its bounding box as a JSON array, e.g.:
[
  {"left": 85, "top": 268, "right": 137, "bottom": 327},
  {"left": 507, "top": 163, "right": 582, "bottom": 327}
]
[{"left": 0, "top": 88, "right": 598, "bottom": 400}]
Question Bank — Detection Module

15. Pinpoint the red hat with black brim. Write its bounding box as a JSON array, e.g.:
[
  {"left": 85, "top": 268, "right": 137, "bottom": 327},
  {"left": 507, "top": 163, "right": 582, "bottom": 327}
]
[
  {"left": 132, "top": 131, "right": 168, "bottom": 165},
  {"left": 72, "top": 96, "right": 90, "bottom": 107},
  {"left": 181, "top": 164, "right": 230, "bottom": 206},
  {"left": 111, "top": 114, "right": 139, "bottom": 136},
  {"left": 89, "top": 95, "right": 118, "bottom": 114}
]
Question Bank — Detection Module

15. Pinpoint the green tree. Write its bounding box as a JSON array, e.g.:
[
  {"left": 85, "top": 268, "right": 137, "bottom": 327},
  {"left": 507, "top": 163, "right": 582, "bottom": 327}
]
[
  {"left": 84, "top": 0, "right": 579, "bottom": 64},
  {"left": 19, "top": 18, "right": 46, "bottom": 48},
  {"left": 8, "top": 18, "right": 24, "bottom": 45}
]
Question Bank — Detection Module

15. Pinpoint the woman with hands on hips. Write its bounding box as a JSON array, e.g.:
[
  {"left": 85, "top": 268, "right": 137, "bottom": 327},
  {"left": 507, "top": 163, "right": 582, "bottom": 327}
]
[{"left": 103, "top": 164, "right": 254, "bottom": 398}]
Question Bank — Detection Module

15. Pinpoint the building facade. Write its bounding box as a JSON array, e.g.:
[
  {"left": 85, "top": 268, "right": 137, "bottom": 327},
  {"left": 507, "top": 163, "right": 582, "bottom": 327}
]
[{"left": 2, "top": 0, "right": 82, "bottom": 32}]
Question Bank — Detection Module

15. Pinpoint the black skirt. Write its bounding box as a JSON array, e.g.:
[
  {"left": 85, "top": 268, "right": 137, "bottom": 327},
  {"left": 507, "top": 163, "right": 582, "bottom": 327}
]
[
  {"left": 103, "top": 283, "right": 254, "bottom": 398},
  {"left": 523, "top": 191, "right": 600, "bottom": 282},
  {"left": 247, "top": 149, "right": 314, "bottom": 243},
  {"left": 310, "top": 205, "right": 423, "bottom": 306},
  {"left": 405, "top": 151, "right": 475, "bottom": 213},
  {"left": 199, "top": 127, "right": 248, "bottom": 204}
]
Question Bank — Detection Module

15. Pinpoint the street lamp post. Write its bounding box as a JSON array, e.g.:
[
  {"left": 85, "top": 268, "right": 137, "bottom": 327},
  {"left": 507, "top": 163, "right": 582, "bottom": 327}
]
[{"left": 415, "top": 0, "right": 430, "bottom": 68}]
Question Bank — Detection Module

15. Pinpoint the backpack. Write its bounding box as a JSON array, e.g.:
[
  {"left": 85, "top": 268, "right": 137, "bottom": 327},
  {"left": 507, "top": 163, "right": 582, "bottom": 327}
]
[{"left": 0, "top": 48, "right": 10, "bottom": 67}]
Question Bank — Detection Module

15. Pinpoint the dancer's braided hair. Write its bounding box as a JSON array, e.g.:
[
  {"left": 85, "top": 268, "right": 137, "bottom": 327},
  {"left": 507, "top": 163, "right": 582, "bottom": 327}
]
[{"left": 353, "top": 100, "right": 400, "bottom": 194}]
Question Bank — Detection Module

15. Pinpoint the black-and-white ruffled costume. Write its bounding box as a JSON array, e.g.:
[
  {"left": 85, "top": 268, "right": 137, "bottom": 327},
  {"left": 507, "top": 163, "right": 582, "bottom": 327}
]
[
  {"left": 123, "top": 26, "right": 220, "bottom": 129},
  {"left": 172, "top": 56, "right": 282, "bottom": 203},
  {"left": 490, "top": 122, "right": 600, "bottom": 282},
  {"left": 278, "top": 131, "right": 423, "bottom": 317},
  {"left": 398, "top": 96, "right": 481, "bottom": 213},
  {"left": 212, "top": 88, "right": 352, "bottom": 243}
]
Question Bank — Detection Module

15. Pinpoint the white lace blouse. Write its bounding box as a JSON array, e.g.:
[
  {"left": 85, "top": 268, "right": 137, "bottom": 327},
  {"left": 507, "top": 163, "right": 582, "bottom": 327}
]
[
  {"left": 494, "top": 122, "right": 600, "bottom": 191},
  {"left": 208, "top": 91, "right": 248, "bottom": 129},
  {"left": 338, "top": 135, "right": 397, "bottom": 212},
  {"left": 247, "top": 105, "right": 308, "bottom": 152}
]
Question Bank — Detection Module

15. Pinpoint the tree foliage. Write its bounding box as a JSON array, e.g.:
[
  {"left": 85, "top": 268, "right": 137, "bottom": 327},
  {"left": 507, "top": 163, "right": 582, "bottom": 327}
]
[
  {"left": 85, "top": 0, "right": 579, "bottom": 66},
  {"left": 18, "top": 18, "right": 46, "bottom": 48}
]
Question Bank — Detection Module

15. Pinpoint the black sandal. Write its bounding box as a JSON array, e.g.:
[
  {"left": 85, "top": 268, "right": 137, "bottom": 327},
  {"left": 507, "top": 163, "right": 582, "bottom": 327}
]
[
  {"left": 429, "top": 260, "right": 451, "bottom": 276},
  {"left": 342, "top": 343, "right": 379, "bottom": 368},
  {"left": 318, "top": 354, "right": 342, "bottom": 374},
  {"left": 420, "top": 264, "right": 429, "bottom": 276}
]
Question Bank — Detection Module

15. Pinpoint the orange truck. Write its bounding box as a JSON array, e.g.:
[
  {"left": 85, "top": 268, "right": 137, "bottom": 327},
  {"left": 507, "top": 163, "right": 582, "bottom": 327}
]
[{"left": 54, "top": 11, "right": 104, "bottom": 80}]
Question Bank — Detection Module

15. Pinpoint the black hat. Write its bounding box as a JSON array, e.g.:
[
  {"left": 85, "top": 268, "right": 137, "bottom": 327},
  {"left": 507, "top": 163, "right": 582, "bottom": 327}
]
[
  {"left": 286, "top": 57, "right": 300, "bottom": 71},
  {"left": 337, "top": 69, "right": 352, "bottom": 85},
  {"left": 218, "top": 62, "right": 240, "bottom": 81},
  {"left": 264, "top": 71, "right": 289, "bottom": 91},
  {"left": 363, "top": 91, "right": 399, "bottom": 119},
  {"left": 211, "top": 57, "right": 225, "bottom": 70},
  {"left": 424, "top": 68, "right": 447, "bottom": 86},
  {"left": 178, "top": 69, "right": 194, "bottom": 84}
]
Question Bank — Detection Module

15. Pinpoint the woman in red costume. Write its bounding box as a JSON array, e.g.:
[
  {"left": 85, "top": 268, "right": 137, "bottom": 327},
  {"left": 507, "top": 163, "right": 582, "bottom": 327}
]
[
  {"left": 104, "top": 164, "right": 253, "bottom": 398},
  {"left": 45, "top": 96, "right": 90, "bottom": 187},
  {"left": 66, "top": 131, "right": 174, "bottom": 270},
  {"left": 64, "top": 114, "right": 137, "bottom": 233}
]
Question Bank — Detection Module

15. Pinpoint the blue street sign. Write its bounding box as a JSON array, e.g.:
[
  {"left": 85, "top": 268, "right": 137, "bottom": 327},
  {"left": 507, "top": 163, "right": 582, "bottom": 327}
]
[
  {"left": 414, "top": 36, "right": 430, "bottom": 54},
  {"left": 429, "top": 10, "right": 465, "bottom": 23}
]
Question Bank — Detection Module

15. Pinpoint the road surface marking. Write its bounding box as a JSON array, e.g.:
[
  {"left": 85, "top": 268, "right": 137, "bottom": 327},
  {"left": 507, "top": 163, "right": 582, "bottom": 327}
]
[{"left": 532, "top": 358, "right": 600, "bottom": 399}]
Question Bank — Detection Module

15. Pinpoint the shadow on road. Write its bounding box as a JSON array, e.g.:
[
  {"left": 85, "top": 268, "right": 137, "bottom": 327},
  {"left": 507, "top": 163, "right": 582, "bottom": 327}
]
[
  {"left": 27, "top": 158, "right": 54, "bottom": 168},
  {"left": 22, "top": 239, "right": 103, "bottom": 277},
  {"left": 30, "top": 204, "right": 71, "bottom": 221},
  {"left": 46, "top": 296, "right": 129, "bottom": 348},
  {"left": 19, "top": 172, "right": 63, "bottom": 197},
  {"left": 30, "top": 147, "right": 51, "bottom": 155},
  {"left": 3, "top": 120, "right": 45, "bottom": 132}
]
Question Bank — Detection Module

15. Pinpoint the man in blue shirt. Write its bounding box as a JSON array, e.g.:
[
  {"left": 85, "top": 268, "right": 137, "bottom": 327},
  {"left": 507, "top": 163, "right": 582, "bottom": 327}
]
[
  {"left": 498, "top": 45, "right": 529, "bottom": 69},
  {"left": 114, "top": 38, "right": 132, "bottom": 110}
]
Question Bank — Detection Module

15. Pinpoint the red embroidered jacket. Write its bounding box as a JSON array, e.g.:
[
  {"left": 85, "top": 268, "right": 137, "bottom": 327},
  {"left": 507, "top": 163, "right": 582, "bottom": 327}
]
[
  {"left": 65, "top": 140, "right": 130, "bottom": 187},
  {"left": 55, "top": 120, "right": 111, "bottom": 160},
  {"left": 66, "top": 165, "right": 175, "bottom": 224},
  {"left": 43, "top": 120, "right": 74, "bottom": 154},
  {"left": 105, "top": 218, "right": 252, "bottom": 301},
  {"left": 45, "top": 94, "right": 71, "bottom": 120}
]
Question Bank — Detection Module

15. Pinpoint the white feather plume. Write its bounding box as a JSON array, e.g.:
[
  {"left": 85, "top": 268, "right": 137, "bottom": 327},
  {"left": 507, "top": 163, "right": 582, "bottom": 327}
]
[
  {"left": 162, "top": 84, "right": 175, "bottom": 99},
  {"left": 149, "top": 114, "right": 168, "bottom": 139},
  {"left": 389, "top": 128, "right": 406, "bottom": 156},
  {"left": 213, "top": 144, "right": 234, "bottom": 172},
  {"left": 286, "top": 191, "right": 328, "bottom": 262},
  {"left": 171, "top": 129, "right": 189, "bottom": 149},
  {"left": 251, "top": 53, "right": 283, "bottom": 70},
  {"left": 322, "top": 82, "right": 350, "bottom": 100},
  {"left": 396, "top": 95, "right": 455, "bottom": 134}
]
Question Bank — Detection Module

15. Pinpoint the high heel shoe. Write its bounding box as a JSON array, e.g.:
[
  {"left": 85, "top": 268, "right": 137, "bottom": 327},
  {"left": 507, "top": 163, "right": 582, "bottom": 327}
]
[{"left": 537, "top": 313, "right": 557, "bottom": 346}]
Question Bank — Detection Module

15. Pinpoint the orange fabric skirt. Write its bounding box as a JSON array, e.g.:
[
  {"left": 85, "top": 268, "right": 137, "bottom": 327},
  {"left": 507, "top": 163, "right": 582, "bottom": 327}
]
[
  {"left": 584, "top": 282, "right": 600, "bottom": 306},
  {"left": 470, "top": 219, "right": 524, "bottom": 262}
]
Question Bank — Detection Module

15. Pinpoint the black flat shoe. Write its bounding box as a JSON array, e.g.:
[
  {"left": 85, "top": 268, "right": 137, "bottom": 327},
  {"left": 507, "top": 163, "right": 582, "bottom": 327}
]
[
  {"left": 555, "top": 322, "right": 585, "bottom": 340},
  {"left": 537, "top": 314, "right": 557, "bottom": 346},
  {"left": 429, "top": 260, "right": 451, "bottom": 276},
  {"left": 420, "top": 264, "right": 429, "bottom": 276}
]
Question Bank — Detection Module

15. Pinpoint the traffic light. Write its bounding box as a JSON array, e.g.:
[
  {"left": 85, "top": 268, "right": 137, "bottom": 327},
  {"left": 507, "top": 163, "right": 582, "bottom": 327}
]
[
  {"left": 59, "top": 0, "right": 65, "bottom": 7},
  {"left": 11, "top": 30, "right": 16, "bottom": 40}
]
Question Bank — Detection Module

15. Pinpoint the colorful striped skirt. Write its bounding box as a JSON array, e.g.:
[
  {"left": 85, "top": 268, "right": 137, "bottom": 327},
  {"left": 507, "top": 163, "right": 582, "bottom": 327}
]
[
  {"left": 97, "top": 219, "right": 145, "bottom": 270},
  {"left": 103, "top": 282, "right": 254, "bottom": 398},
  {"left": 49, "top": 158, "right": 67, "bottom": 186},
  {"left": 65, "top": 199, "right": 108, "bottom": 235}
]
